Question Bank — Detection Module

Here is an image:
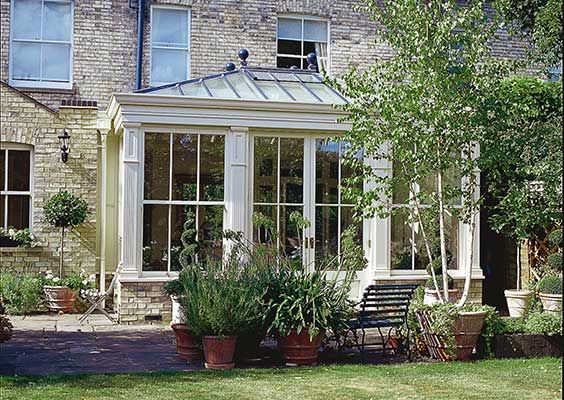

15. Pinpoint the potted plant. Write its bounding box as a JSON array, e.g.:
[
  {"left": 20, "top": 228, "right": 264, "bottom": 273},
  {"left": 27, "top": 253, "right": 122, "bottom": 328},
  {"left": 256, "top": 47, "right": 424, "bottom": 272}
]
[
  {"left": 538, "top": 274, "right": 562, "bottom": 315},
  {"left": 41, "top": 269, "right": 94, "bottom": 313},
  {"left": 163, "top": 278, "right": 185, "bottom": 325},
  {"left": 424, "top": 275, "right": 458, "bottom": 305},
  {"left": 179, "top": 260, "right": 264, "bottom": 370},
  {"left": 42, "top": 191, "right": 88, "bottom": 312}
]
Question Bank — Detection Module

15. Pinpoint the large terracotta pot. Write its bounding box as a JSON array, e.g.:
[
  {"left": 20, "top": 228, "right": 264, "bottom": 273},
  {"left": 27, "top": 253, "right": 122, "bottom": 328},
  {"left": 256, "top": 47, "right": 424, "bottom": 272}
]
[
  {"left": 43, "top": 286, "right": 76, "bottom": 313},
  {"left": 417, "top": 310, "right": 486, "bottom": 361},
  {"left": 424, "top": 288, "right": 459, "bottom": 305},
  {"left": 202, "top": 335, "right": 237, "bottom": 370},
  {"left": 539, "top": 293, "right": 562, "bottom": 315},
  {"left": 277, "top": 328, "right": 324, "bottom": 366},
  {"left": 504, "top": 290, "right": 532, "bottom": 317},
  {"left": 170, "top": 295, "right": 186, "bottom": 325},
  {"left": 171, "top": 324, "right": 202, "bottom": 363}
]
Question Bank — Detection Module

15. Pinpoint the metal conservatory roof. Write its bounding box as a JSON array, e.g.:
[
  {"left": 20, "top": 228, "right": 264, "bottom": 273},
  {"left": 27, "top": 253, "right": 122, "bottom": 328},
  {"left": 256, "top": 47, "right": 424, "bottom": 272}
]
[{"left": 136, "top": 67, "right": 347, "bottom": 105}]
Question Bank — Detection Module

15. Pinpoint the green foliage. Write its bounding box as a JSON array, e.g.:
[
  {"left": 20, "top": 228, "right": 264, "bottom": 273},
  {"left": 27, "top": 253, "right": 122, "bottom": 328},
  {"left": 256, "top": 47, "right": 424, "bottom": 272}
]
[
  {"left": 41, "top": 269, "right": 94, "bottom": 292},
  {"left": 538, "top": 274, "right": 562, "bottom": 294},
  {"left": 425, "top": 275, "right": 454, "bottom": 290},
  {"left": 480, "top": 77, "right": 562, "bottom": 241},
  {"left": 524, "top": 311, "right": 562, "bottom": 336},
  {"left": 0, "top": 299, "right": 13, "bottom": 342},
  {"left": 43, "top": 191, "right": 88, "bottom": 229},
  {"left": 179, "top": 209, "right": 199, "bottom": 268},
  {"left": 0, "top": 228, "right": 41, "bottom": 248},
  {"left": 548, "top": 229, "right": 563, "bottom": 248},
  {"left": 0, "top": 270, "right": 44, "bottom": 315},
  {"left": 546, "top": 253, "right": 562, "bottom": 271},
  {"left": 162, "top": 279, "right": 183, "bottom": 297}
]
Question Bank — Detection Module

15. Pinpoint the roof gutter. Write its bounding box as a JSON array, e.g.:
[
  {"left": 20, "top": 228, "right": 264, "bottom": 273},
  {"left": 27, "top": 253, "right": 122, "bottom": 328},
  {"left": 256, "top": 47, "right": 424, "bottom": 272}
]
[{"left": 135, "top": 0, "right": 145, "bottom": 90}]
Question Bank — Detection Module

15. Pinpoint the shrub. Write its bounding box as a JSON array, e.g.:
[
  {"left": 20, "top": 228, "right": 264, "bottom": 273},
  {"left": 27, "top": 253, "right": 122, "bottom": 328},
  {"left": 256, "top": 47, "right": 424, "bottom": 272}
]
[
  {"left": 41, "top": 270, "right": 95, "bottom": 295},
  {"left": 0, "top": 228, "right": 40, "bottom": 248},
  {"left": 0, "top": 300, "right": 13, "bottom": 342},
  {"left": 538, "top": 274, "right": 562, "bottom": 294},
  {"left": 524, "top": 312, "right": 562, "bottom": 336},
  {"left": 163, "top": 278, "right": 184, "bottom": 297},
  {"left": 425, "top": 275, "right": 454, "bottom": 290},
  {"left": 546, "top": 252, "right": 562, "bottom": 271},
  {"left": 548, "top": 229, "right": 563, "bottom": 248},
  {"left": 0, "top": 270, "right": 44, "bottom": 315}
]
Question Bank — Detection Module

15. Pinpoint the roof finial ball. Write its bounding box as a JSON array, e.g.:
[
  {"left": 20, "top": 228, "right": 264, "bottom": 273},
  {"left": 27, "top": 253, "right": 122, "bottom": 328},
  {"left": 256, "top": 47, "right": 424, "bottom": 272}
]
[
  {"left": 238, "top": 48, "right": 249, "bottom": 67},
  {"left": 306, "top": 52, "right": 317, "bottom": 70},
  {"left": 225, "top": 61, "right": 236, "bottom": 72}
]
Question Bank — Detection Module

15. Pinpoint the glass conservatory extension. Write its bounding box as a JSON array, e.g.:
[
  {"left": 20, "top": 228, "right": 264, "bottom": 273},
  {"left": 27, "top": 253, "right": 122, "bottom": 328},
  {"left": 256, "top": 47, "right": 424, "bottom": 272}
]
[{"left": 103, "top": 66, "right": 482, "bottom": 300}]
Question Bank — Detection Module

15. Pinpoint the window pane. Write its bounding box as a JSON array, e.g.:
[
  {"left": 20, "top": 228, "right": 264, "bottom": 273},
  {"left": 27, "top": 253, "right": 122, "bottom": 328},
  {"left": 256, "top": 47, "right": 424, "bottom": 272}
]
[
  {"left": 205, "top": 77, "right": 237, "bottom": 99},
  {"left": 144, "top": 133, "right": 170, "bottom": 200},
  {"left": 255, "top": 81, "right": 292, "bottom": 101},
  {"left": 42, "top": 43, "right": 70, "bottom": 81},
  {"left": 254, "top": 137, "right": 278, "bottom": 204},
  {"left": 151, "top": 48, "right": 188, "bottom": 85},
  {"left": 43, "top": 1, "right": 72, "bottom": 41},
  {"left": 277, "top": 18, "right": 302, "bottom": 40},
  {"left": 225, "top": 74, "right": 260, "bottom": 99},
  {"left": 0, "top": 196, "right": 4, "bottom": 228},
  {"left": 152, "top": 8, "right": 188, "bottom": 46},
  {"left": 277, "top": 56, "right": 302, "bottom": 69},
  {"left": 7, "top": 195, "right": 30, "bottom": 229},
  {"left": 12, "top": 0, "right": 41, "bottom": 40},
  {"left": 7, "top": 150, "right": 30, "bottom": 191},
  {"left": 142, "top": 204, "right": 169, "bottom": 271},
  {"left": 277, "top": 39, "right": 301, "bottom": 56},
  {"left": 316, "top": 140, "right": 339, "bottom": 204},
  {"left": 198, "top": 205, "right": 223, "bottom": 261},
  {"left": 341, "top": 143, "right": 363, "bottom": 204},
  {"left": 315, "top": 206, "right": 338, "bottom": 262},
  {"left": 170, "top": 205, "right": 196, "bottom": 271},
  {"left": 253, "top": 205, "right": 276, "bottom": 244},
  {"left": 280, "top": 138, "right": 303, "bottom": 204},
  {"left": 172, "top": 133, "right": 197, "bottom": 201},
  {"left": 0, "top": 150, "right": 5, "bottom": 190},
  {"left": 304, "top": 20, "right": 327, "bottom": 42},
  {"left": 12, "top": 42, "right": 41, "bottom": 80},
  {"left": 282, "top": 82, "right": 317, "bottom": 102},
  {"left": 181, "top": 82, "right": 209, "bottom": 97},
  {"left": 391, "top": 211, "right": 413, "bottom": 270},
  {"left": 199, "top": 135, "right": 224, "bottom": 201},
  {"left": 280, "top": 205, "right": 303, "bottom": 259},
  {"left": 341, "top": 207, "right": 362, "bottom": 249}
]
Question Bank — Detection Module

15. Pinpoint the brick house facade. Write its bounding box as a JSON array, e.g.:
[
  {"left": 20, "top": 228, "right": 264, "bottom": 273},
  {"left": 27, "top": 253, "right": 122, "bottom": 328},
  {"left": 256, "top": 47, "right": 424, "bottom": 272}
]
[{"left": 1, "top": 0, "right": 528, "bottom": 323}]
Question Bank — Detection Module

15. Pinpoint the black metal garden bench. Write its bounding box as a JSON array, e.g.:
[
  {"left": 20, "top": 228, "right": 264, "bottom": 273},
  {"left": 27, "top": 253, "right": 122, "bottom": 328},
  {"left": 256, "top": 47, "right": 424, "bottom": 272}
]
[{"left": 342, "top": 284, "right": 419, "bottom": 360}]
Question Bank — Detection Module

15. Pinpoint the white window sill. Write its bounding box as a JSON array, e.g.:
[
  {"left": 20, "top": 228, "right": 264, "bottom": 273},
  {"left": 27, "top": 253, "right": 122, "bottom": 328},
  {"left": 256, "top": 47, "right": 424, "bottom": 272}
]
[
  {"left": 378, "top": 271, "right": 485, "bottom": 280},
  {"left": 8, "top": 79, "right": 73, "bottom": 91}
]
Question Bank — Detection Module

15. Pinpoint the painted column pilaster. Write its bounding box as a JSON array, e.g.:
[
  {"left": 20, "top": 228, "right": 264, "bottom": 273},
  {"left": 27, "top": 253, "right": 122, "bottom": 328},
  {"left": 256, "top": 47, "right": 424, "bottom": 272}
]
[
  {"left": 120, "top": 123, "right": 143, "bottom": 280},
  {"left": 225, "top": 126, "right": 250, "bottom": 239}
]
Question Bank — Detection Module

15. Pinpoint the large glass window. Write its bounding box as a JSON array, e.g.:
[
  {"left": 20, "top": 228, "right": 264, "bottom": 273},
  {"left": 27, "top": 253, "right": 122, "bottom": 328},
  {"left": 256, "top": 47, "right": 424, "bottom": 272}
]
[
  {"left": 0, "top": 147, "right": 32, "bottom": 231},
  {"left": 143, "top": 133, "right": 224, "bottom": 272},
  {"left": 277, "top": 17, "right": 329, "bottom": 73},
  {"left": 150, "top": 7, "right": 190, "bottom": 86},
  {"left": 9, "top": 0, "right": 73, "bottom": 88},
  {"left": 390, "top": 166, "right": 460, "bottom": 271}
]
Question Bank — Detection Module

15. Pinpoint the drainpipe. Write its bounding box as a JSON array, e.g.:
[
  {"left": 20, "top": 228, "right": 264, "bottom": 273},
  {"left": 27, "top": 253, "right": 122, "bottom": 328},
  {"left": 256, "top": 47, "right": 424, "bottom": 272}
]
[{"left": 135, "top": 0, "right": 145, "bottom": 90}]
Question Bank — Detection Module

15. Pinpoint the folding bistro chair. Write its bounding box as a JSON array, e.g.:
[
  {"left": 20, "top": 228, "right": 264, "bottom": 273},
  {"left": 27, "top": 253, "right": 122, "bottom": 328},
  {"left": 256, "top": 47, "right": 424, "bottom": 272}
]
[{"left": 79, "top": 263, "right": 122, "bottom": 324}]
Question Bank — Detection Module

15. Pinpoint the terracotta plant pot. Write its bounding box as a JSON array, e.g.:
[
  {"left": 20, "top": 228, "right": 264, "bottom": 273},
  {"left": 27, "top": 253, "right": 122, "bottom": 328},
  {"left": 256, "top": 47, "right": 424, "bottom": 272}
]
[
  {"left": 277, "top": 328, "right": 324, "bottom": 366},
  {"left": 504, "top": 290, "right": 532, "bottom": 318},
  {"left": 417, "top": 310, "right": 486, "bottom": 361},
  {"left": 424, "top": 288, "right": 459, "bottom": 305},
  {"left": 171, "top": 324, "right": 202, "bottom": 363},
  {"left": 43, "top": 286, "right": 76, "bottom": 313},
  {"left": 170, "top": 295, "right": 186, "bottom": 325},
  {"left": 202, "top": 335, "right": 237, "bottom": 370},
  {"left": 539, "top": 293, "right": 562, "bottom": 315}
]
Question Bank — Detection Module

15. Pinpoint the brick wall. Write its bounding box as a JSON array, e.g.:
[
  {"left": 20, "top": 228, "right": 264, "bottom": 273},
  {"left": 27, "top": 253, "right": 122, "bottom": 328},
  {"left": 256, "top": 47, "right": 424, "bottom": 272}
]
[
  {"left": 1, "top": 0, "right": 528, "bottom": 111},
  {"left": 0, "top": 82, "right": 98, "bottom": 278},
  {"left": 116, "top": 281, "right": 172, "bottom": 324}
]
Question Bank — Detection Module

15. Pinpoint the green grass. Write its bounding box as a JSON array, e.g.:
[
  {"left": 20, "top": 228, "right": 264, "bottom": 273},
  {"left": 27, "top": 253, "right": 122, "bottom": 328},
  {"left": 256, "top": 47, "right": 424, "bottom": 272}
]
[{"left": 1, "top": 358, "right": 561, "bottom": 400}]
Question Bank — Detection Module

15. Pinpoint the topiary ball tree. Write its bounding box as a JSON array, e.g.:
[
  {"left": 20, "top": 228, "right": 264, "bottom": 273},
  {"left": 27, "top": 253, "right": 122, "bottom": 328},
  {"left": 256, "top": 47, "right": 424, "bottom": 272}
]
[{"left": 44, "top": 191, "right": 88, "bottom": 278}]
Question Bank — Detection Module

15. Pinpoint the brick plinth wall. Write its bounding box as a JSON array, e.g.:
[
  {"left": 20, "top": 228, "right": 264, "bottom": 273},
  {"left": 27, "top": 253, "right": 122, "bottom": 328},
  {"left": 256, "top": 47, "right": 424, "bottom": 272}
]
[
  {"left": 116, "top": 281, "right": 172, "bottom": 324},
  {"left": 374, "top": 278, "right": 483, "bottom": 304}
]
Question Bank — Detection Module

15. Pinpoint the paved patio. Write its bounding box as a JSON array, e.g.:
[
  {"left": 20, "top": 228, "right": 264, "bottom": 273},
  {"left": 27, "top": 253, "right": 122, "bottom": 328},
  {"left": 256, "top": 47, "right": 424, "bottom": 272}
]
[{"left": 0, "top": 314, "right": 200, "bottom": 376}]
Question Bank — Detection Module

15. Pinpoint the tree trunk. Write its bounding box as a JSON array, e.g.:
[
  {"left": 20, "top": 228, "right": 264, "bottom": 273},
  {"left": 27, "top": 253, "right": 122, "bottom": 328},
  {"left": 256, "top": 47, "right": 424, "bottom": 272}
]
[
  {"left": 59, "top": 226, "right": 65, "bottom": 278},
  {"left": 436, "top": 169, "right": 449, "bottom": 301},
  {"left": 457, "top": 211, "right": 476, "bottom": 306}
]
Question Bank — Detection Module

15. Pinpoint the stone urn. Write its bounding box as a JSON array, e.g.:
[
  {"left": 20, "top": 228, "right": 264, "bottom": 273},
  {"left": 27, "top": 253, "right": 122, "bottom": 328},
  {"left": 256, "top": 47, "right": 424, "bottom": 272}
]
[
  {"left": 43, "top": 286, "right": 76, "bottom": 313},
  {"left": 539, "top": 293, "right": 562, "bottom": 315},
  {"left": 504, "top": 290, "right": 532, "bottom": 318},
  {"left": 170, "top": 295, "right": 186, "bottom": 325},
  {"left": 424, "top": 288, "right": 459, "bottom": 305}
]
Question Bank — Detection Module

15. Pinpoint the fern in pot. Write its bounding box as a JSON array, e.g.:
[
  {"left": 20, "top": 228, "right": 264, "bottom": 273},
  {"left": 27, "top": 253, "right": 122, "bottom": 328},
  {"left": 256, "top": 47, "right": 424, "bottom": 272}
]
[
  {"left": 42, "top": 191, "right": 88, "bottom": 313},
  {"left": 179, "top": 259, "right": 266, "bottom": 370}
]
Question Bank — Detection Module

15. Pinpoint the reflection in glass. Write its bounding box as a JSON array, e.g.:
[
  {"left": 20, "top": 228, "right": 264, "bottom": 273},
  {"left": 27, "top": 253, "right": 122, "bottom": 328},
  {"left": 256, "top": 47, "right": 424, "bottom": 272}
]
[
  {"left": 144, "top": 133, "right": 170, "bottom": 200},
  {"left": 142, "top": 205, "right": 169, "bottom": 271},
  {"left": 253, "top": 205, "right": 276, "bottom": 244},
  {"left": 340, "top": 143, "right": 363, "bottom": 204},
  {"left": 7, "top": 195, "right": 29, "bottom": 230},
  {"left": 280, "top": 138, "right": 304, "bottom": 204},
  {"left": 170, "top": 205, "right": 196, "bottom": 271},
  {"left": 315, "top": 206, "right": 338, "bottom": 261},
  {"left": 198, "top": 205, "right": 224, "bottom": 261},
  {"left": 390, "top": 211, "right": 413, "bottom": 270},
  {"left": 172, "top": 134, "right": 197, "bottom": 200},
  {"left": 315, "top": 140, "right": 339, "bottom": 204},
  {"left": 280, "top": 205, "right": 303, "bottom": 260},
  {"left": 0, "top": 150, "right": 5, "bottom": 190},
  {"left": 253, "top": 137, "right": 278, "bottom": 203},
  {"left": 200, "top": 135, "right": 225, "bottom": 201}
]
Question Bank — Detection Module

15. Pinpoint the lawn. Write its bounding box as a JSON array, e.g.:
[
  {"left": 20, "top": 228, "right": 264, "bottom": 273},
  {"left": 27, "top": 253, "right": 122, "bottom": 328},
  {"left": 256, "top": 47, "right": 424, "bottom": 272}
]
[{"left": 1, "top": 358, "right": 561, "bottom": 400}]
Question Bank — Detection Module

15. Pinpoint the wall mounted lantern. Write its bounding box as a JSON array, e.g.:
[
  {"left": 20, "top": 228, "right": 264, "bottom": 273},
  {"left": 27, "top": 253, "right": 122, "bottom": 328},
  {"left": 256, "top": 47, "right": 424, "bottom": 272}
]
[{"left": 58, "top": 130, "right": 70, "bottom": 163}]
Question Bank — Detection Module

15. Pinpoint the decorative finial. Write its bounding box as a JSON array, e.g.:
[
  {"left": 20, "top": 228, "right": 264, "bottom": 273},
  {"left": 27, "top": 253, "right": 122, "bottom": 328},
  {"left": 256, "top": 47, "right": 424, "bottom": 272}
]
[
  {"left": 225, "top": 61, "right": 236, "bottom": 71},
  {"left": 289, "top": 65, "right": 299, "bottom": 70},
  {"left": 238, "top": 48, "right": 249, "bottom": 66},
  {"left": 306, "top": 53, "right": 317, "bottom": 70}
]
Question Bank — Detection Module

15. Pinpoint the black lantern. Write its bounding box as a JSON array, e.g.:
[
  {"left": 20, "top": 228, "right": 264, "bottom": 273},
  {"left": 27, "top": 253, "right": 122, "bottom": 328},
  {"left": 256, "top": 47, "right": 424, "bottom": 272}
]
[{"left": 58, "top": 130, "right": 70, "bottom": 163}]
